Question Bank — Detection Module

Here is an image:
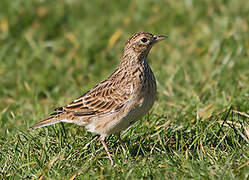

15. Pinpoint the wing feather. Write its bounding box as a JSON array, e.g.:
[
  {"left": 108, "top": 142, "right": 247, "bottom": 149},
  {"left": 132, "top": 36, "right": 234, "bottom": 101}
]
[{"left": 50, "top": 79, "right": 132, "bottom": 119}]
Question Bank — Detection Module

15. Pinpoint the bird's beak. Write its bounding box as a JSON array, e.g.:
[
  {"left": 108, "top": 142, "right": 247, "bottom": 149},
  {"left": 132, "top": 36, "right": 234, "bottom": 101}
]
[{"left": 153, "top": 35, "right": 168, "bottom": 43}]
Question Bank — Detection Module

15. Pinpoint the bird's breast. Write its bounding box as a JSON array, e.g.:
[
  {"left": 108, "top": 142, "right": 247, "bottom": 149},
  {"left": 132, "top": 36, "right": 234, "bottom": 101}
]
[{"left": 129, "top": 65, "right": 157, "bottom": 121}]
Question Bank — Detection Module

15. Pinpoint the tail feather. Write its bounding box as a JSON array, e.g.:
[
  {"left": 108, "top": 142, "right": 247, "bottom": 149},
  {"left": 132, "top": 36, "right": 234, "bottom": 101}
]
[{"left": 28, "top": 117, "right": 61, "bottom": 130}]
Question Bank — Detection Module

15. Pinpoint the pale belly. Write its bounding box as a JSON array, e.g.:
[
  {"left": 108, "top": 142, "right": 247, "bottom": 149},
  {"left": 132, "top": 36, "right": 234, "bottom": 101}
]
[{"left": 107, "top": 88, "right": 157, "bottom": 134}]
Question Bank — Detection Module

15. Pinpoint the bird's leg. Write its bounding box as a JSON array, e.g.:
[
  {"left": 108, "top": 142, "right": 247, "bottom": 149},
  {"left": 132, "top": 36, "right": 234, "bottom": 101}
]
[
  {"left": 100, "top": 134, "right": 113, "bottom": 166},
  {"left": 116, "top": 132, "right": 128, "bottom": 163}
]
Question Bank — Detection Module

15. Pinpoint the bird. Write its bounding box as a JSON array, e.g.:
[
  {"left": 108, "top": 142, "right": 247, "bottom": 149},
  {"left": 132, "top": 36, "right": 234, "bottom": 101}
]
[{"left": 29, "top": 32, "right": 167, "bottom": 165}]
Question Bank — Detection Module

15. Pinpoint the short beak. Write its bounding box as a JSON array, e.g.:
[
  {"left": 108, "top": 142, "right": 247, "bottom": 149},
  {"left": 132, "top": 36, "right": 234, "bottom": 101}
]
[{"left": 153, "top": 35, "right": 168, "bottom": 43}]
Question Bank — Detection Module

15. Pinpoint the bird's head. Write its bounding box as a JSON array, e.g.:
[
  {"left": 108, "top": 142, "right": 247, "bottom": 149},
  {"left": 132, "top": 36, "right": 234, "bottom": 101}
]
[{"left": 124, "top": 32, "right": 167, "bottom": 57}]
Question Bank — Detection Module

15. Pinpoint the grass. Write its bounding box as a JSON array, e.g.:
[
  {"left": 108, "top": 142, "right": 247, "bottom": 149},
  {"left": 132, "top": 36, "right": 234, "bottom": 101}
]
[{"left": 0, "top": 0, "right": 249, "bottom": 179}]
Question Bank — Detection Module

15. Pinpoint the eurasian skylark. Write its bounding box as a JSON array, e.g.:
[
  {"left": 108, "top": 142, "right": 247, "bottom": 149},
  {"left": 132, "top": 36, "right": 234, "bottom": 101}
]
[{"left": 29, "top": 32, "right": 167, "bottom": 165}]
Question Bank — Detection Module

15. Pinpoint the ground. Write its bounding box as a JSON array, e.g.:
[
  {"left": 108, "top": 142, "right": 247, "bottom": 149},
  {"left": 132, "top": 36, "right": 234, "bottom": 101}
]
[{"left": 0, "top": 0, "right": 249, "bottom": 179}]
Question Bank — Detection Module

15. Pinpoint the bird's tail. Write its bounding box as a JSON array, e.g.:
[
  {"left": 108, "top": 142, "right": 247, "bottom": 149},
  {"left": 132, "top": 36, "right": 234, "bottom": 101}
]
[{"left": 28, "top": 117, "right": 61, "bottom": 130}]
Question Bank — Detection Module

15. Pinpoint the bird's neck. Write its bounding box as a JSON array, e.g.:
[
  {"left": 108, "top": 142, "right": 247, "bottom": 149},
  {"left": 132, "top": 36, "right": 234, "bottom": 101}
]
[
  {"left": 108, "top": 51, "right": 149, "bottom": 82},
  {"left": 120, "top": 50, "right": 149, "bottom": 68}
]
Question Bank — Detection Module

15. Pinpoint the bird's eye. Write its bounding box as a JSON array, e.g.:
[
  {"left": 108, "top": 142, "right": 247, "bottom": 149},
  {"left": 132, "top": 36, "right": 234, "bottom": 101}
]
[{"left": 141, "top": 38, "right": 148, "bottom": 43}]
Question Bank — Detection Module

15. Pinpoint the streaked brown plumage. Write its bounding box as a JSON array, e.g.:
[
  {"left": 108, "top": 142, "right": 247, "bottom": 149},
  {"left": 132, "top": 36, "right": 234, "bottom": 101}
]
[{"left": 29, "top": 32, "right": 167, "bottom": 165}]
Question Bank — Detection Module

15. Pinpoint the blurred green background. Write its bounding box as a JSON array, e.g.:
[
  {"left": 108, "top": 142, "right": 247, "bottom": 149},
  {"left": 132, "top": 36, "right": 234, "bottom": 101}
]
[{"left": 0, "top": 0, "right": 249, "bottom": 179}]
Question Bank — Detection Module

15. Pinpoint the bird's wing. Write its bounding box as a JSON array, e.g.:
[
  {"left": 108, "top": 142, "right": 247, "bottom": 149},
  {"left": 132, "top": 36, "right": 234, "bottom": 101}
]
[{"left": 53, "top": 79, "right": 133, "bottom": 118}]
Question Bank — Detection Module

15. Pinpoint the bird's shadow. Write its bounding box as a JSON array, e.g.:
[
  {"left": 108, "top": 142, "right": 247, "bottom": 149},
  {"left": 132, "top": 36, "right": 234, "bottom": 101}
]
[{"left": 108, "top": 135, "right": 152, "bottom": 158}]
